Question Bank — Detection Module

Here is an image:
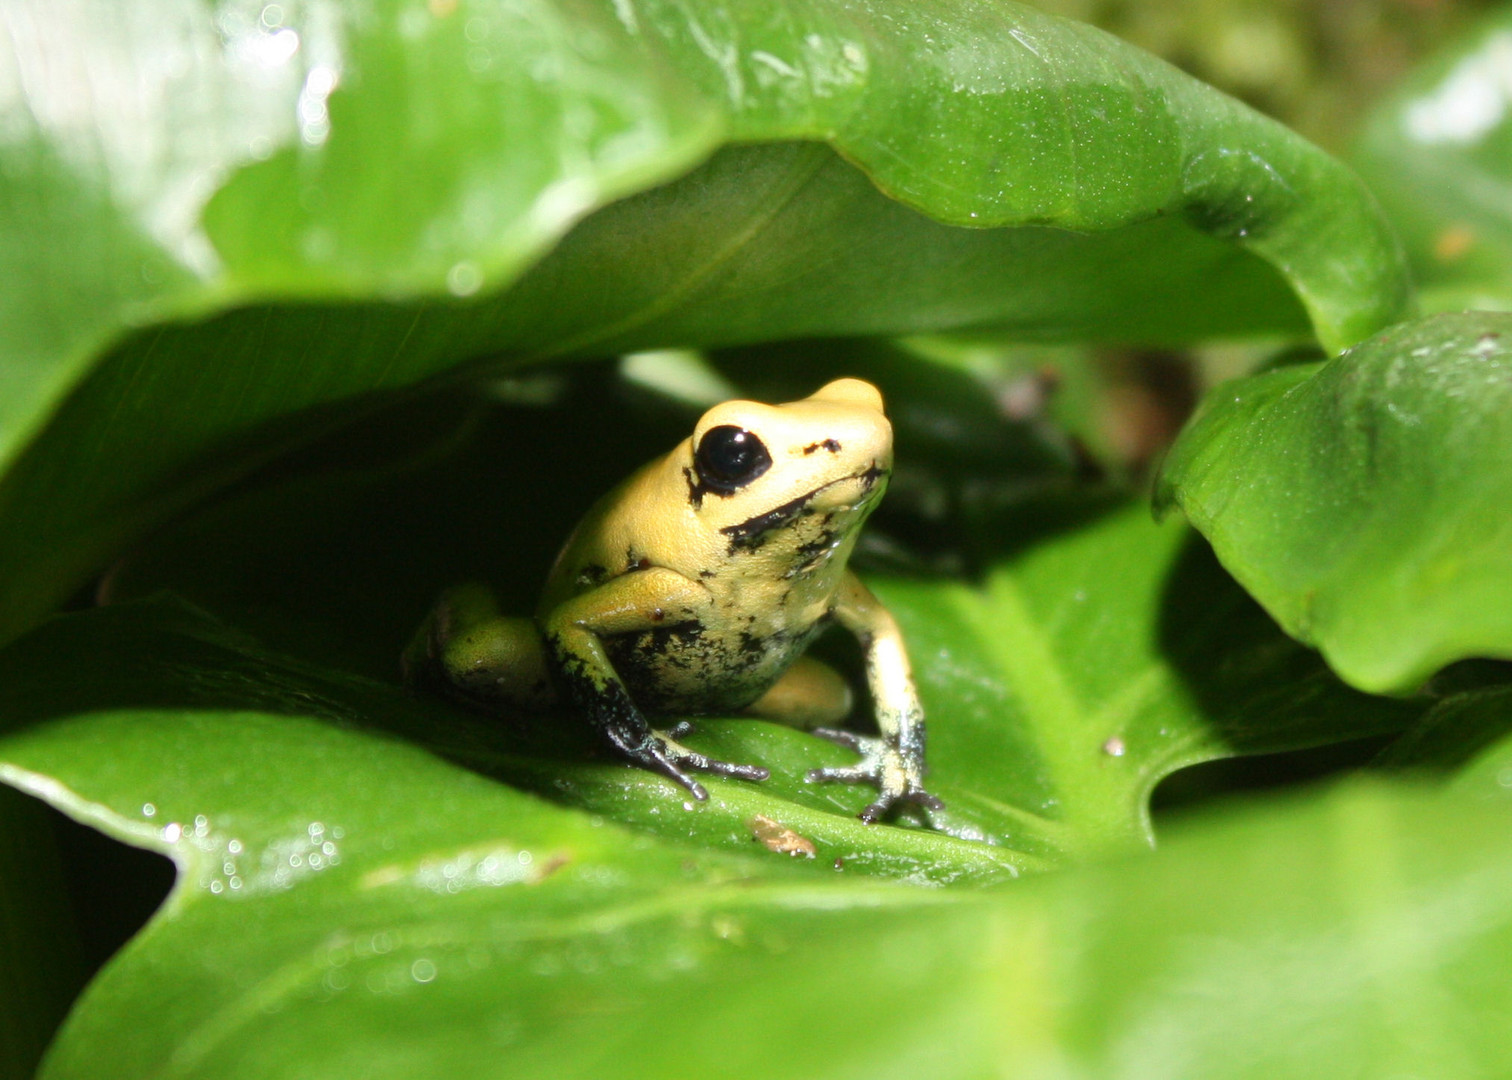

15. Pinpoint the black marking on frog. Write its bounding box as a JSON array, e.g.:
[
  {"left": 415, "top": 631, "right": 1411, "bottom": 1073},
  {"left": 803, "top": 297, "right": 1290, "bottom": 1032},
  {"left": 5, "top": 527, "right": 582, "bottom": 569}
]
[
  {"left": 785, "top": 528, "right": 840, "bottom": 578},
  {"left": 613, "top": 620, "right": 708, "bottom": 676},
  {"left": 733, "top": 627, "right": 795, "bottom": 678},
  {"left": 795, "top": 530, "right": 837, "bottom": 561},
  {"left": 612, "top": 620, "right": 764, "bottom": 712},
  {"left": 720, "top": 490, "right": 820, "bottom": 554},
  {"left": 720, "top": 468, "right": 889, "bottom": 556},
  {"left": 737, "top": 629, "right": 769, "bottom": 659},
  {"left": 803, "top": 439, "right": 842, "bottom": 455},
  {"left": 575, "top": 563, "right": 608, "bottom": 589},
  {"left": 684, "top": 464, "right": 745, "bottom": 509}
]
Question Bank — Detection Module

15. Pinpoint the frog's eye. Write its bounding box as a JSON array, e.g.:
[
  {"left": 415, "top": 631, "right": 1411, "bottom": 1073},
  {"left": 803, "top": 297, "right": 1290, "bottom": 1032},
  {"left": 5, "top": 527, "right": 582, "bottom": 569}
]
[{"left": 695, "top": 425, "right": 772, "bottom": 494}]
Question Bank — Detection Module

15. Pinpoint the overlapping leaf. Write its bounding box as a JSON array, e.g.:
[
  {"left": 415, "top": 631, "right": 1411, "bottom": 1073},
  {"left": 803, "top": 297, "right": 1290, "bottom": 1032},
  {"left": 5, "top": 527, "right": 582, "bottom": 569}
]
[
  {"left": 0, "top": 0, "right": 1410, "bottom": 644},
  {"left": 1157, "top": 311, "right": 1512, "bottom": 693}
]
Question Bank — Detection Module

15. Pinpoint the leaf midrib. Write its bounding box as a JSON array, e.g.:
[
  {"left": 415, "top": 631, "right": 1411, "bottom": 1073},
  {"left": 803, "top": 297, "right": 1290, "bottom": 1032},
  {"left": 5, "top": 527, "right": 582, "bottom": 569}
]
[{"left": 944, "top": 573, "right": 1150, "bottom": 855}]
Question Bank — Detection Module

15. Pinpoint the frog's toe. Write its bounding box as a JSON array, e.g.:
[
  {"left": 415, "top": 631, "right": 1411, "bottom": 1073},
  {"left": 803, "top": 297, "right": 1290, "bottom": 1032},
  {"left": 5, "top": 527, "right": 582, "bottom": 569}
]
[
  {"left": 631, "top": 742, "right": 711, "bottom": 801},
  {"left": 810, "top": 726, "right": 868, "bottom": 752},
  {"left": 653, "top": 732, "right": 770, "bottom": 787},
  {"left": 805, "top": 731, "right": 943, "bottom": 822},
  {"left": 858, "top": 788, "right": 946, "bottom": 824},
  {"left": 677, "top": 751, "right": 770, "bottom": 783}
]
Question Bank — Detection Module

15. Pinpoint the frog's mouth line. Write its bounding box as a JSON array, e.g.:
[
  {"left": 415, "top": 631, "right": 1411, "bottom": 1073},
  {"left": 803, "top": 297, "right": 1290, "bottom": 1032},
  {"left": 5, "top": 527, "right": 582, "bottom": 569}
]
[{"left": 719, "top": 463, "right": 889, "bottom": 551}]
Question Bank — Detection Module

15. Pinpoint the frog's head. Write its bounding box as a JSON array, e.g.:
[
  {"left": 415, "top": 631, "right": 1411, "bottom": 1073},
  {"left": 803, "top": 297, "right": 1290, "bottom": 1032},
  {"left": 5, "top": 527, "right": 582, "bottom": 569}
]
[{"left": 681, "top": 378, "right": 892, "bottom": 546}]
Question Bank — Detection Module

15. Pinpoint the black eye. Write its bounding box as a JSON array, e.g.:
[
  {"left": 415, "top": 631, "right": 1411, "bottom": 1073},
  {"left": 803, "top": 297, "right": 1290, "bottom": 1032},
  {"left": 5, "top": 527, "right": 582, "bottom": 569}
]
[{"left": 695, "top": 425, "right": 771, "bottom": 494}]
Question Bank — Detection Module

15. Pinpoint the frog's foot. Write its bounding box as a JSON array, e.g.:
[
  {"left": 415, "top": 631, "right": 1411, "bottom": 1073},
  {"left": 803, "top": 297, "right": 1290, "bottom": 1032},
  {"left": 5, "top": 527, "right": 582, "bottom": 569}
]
[
  {"left": 806, "top": 728, "right": 944, "bottom": 824},
  {"left": 616, "top": 728, "right": 770, "bottom": 802}
]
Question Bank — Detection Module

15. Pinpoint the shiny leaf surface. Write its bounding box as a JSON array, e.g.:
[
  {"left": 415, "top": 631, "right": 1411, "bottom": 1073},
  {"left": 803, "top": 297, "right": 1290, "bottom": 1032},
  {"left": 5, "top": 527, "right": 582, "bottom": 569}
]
[
  {"left": 4, "top": 642, "right": 1510, "bottom": 1080},
  {"left": 0, "top": 0, "right": 1410, "bottom": 644},
  {"left": 1157, "top": 311, "right": 1512, "bottom": 693}
]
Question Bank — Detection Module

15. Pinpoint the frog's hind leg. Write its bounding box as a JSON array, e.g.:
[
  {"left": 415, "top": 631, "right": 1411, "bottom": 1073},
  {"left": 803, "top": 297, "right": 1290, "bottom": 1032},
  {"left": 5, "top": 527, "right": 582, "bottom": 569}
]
[
  {"left": 403, "top": 583, "right": 556, "bottom": 713},
  {"left": 743, "top": 656, "right": 854, "bottom": 729}
]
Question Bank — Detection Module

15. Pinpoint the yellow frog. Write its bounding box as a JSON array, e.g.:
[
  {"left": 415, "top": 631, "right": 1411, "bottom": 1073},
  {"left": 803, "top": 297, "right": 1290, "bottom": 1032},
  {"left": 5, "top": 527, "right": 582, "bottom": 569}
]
[{"left": 405, "top": 378, "right": 939, "bottom": 822}]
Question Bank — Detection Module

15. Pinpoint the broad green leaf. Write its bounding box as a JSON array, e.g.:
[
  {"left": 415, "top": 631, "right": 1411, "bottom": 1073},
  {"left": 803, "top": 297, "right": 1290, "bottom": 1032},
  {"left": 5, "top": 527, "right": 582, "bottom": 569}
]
[
  {"left": 0, "top": 492, "right": 1459, "bottom": 1076},
  {"left": 1373, "top": 676, "right": 1512, "bottom": 776},
  {"left": 0, "top": 0, "right": 1410, "bottom": 644},
  {"left": 1156, "top": 311, "right": 1512, "bottom": 694},
  {"left": 1449, "top": 721, "right": 1512, "bottom": 800},
  {"left": 1354, "top": 4, "right": 1512, "bottom": 312},
  {"left": 867, "top": 499, "right": 1424, "bottom": 856},
  {"left": 0, "top": 597, "right": 1032, "bottom": 885},
  {"left": 10, "top": 669, "right": 1512, "bottom": 1080},
  {"left": 1370, "top": 675, "right": 1512, "bottom": 799}
]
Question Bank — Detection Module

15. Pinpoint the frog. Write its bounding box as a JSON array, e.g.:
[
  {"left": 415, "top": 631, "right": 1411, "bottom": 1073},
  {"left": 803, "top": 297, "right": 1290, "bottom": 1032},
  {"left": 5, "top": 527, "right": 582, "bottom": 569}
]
[{"left": 404, "top": 377, "right": 941, "bottom": 823}]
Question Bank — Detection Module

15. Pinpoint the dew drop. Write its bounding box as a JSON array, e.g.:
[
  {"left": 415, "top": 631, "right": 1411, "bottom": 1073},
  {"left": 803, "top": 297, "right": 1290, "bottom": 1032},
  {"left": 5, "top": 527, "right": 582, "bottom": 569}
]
[{"left": 447, "top": 261, "right": 482, "bottom": 297}]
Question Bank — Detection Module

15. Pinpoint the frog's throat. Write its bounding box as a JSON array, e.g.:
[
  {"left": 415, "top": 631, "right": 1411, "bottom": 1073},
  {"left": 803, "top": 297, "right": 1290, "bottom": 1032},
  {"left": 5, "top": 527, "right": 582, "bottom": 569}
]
[{"left": 718, "top": 464, "right": 888, "bottom": 551}]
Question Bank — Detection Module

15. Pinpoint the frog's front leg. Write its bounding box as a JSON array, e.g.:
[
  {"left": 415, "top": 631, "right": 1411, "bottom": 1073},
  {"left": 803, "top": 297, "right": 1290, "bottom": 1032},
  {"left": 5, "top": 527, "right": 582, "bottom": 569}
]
[
  {"left": 542, "top": 568, "right": 770, "bottom": 801},
  {"left": 807, "top": 571, "right": 943, "bottom": 823}
]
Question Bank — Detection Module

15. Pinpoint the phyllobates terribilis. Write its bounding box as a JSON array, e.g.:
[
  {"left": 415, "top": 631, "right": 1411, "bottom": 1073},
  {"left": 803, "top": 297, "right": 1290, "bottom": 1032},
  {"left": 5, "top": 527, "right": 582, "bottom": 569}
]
[{"left": 405, "top": 379, "right": 939, "bottom": 822}]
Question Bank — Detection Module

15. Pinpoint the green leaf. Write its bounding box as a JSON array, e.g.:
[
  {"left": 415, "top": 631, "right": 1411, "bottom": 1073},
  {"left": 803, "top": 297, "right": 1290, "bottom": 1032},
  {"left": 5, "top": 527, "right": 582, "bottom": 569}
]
[
  {"left": 0, "top": 596, "right": 1033, "bottom": 885},
  {"left": 1368, "top": 671, "right": 1512, "bottom": 799},
  {"left": 1448, "top": 721, "right": 1512, "bottom": 801},
  {"left": 1156, "top": 311, "right": 1512, "bottom": 693},
  {"left": 0, "top": 0, "right": 1410, "bottom": 643},
  {"left": 11, "top": 658, "right": 1512, "bottom": 1080},
  {"left": 870, "top": 499, "right": 1424, "bottom": 856},
  {"left": 1373, "top": 676, "right": 1512, "bottom": 776},
  {"left": 1354, "top": 5, "right": 1512, "bottom": 312}
]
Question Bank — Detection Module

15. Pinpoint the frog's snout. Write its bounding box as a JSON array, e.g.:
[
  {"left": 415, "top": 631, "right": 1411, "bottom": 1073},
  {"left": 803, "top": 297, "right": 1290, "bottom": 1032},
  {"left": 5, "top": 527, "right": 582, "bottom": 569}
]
[{"left": 807, "top": 378, "right": 884, "bottom": 414}]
